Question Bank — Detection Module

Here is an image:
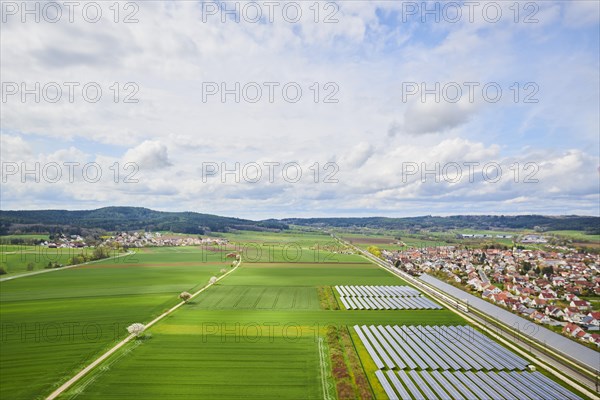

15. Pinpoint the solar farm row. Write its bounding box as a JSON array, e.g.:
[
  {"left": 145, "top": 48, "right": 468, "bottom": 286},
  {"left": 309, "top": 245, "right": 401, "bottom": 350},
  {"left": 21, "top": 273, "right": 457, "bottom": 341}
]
[
  {"left": 375, "top": 370, "right": 582, "bottom": 400},
  {"left": 354, "top": 325, "right": 529, "bottom": 371},
  {"left": 336, "top": 285, "right": 421, "bottom": 297},
  {"left": 336, "top": 286, "right": 442, "bottom": 310}
]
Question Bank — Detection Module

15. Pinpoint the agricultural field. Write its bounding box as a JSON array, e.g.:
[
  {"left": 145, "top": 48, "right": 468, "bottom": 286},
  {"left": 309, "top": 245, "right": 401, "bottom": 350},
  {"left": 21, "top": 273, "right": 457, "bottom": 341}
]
[
  {"left": 56, "top": 233, "right": 460, "bottom": 399},
  {"left": 4, "top": 230, "right": 580, "bottom": 400},
  {"left": 220, "top": 230, "right": 366, "bottom": 263},
  {"left": 0, "top": 247, "right": 229, "bottom": 400},
  {"left": 0, "top": 244, "right": 85, "bottom": 275}
]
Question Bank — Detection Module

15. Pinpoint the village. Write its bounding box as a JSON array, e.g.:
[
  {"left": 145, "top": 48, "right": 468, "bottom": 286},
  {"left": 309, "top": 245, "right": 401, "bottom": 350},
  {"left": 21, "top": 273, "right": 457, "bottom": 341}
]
[
  {"left": 42, "top": 231, "right": 228, "bottom": 249},
  {"left": 385, "top": 245, "right": 600, "bottom": 347}
]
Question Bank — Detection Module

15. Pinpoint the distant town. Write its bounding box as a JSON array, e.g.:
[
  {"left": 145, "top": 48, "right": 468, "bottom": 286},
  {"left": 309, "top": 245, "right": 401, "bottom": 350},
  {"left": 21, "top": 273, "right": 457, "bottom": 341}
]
[{"left": 42, "top": 232, "right": 228, "bottom": 249}]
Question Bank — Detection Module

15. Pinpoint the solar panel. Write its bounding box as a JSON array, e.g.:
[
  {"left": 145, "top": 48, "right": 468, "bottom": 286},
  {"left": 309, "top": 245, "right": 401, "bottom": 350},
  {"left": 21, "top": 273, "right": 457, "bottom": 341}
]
[
  {"left": 375, "top": 370, "right": 399, "bottom": 400},
  {"left": 531, "top": 371, "right": 583, "bottom": 400},
  {"left": 405, "top": 326, "right": 450, "bottom": 370},
  {"left": 409, "top": 370, "right": 439, "bottom": 400},
  {"left": 353, "top": 325, "right": 384, "bottom": 369},
  {"left": 420, "top": 371, "right": 454, "bottom": 400},
  {"left": 441, "top": 371, "right": 478, "bottom": 400},
  {"left": 464, "top": 371, "right": 503, "bottom": 400},
  {"left": 464, "top": 327, "right": 528, "bottom": 369},
  {"left": 453, "top": 371, "right": 490, "bottom": 400},
  {"left": 397, "top": 370, "right": 426, "bottom": 400},
  {"left": 421, "top": 326, "right": 471, "bottom": 370},
  {"left": 379, "top": 297, "right": 395, "bottom": 309},
  {"left": 345, "top": 296, "right": 357, "bottom": 310},
  {"left": 398, "top": 326, "right": 439, "bottom": 369},
  {"left": 385, "top": 370, "right": 410, "bottom": 400},
  {"left": 369, "top": 325, "right": 406, "bottom": 369},
  {"left": 459, "top": 326, "right": 524, "bottom": 369},
  {"left": 499, "top": 371, "right": 539, "bottom": 400},
  {"left": 430, "top": 371, "right": 464, "bottom": 400},
  {"left": 476, "top": 372, "right": 518, "bottom": 400},
  {"left": 339, "top": 296, "right": 350, "bottom": 310},
  {"left": 510, "top": 372, "right": 557, "bottom": 400},
  {"left": 389, "top": 326, "right": 428, "bottom": 369},
  {"left": 382, "top": 326, "right": 419, "bottom": 370},
  {"left": 486, "top": 371, "right": 528, "bottom": 399},
  {"left": 361, "top": 325, "right": 395, "bottom": 369},
  {"left": 430, "top": 326, "right": 483, "bottom": 370},
  {"left": 446, "top": 326, "right": 495, "bottom": 370},
  {"left": 415, "top": 327, "right": 461, "bottom": 370}
]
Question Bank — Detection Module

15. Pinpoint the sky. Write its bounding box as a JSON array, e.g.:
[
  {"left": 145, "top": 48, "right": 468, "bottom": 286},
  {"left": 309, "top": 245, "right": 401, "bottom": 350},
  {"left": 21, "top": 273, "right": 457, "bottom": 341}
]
[{"left": 1, "top": 0, "right": 599, "bottom": 219}]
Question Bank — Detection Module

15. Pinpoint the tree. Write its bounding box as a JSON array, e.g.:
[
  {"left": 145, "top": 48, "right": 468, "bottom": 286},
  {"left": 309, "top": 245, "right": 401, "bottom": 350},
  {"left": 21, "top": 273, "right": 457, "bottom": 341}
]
[
  {"left": 179, "top": 291, "right": 192, "bottom": 302},
  {"left": 0, "top": 268, "right": 6, "bottom": 275},
  {"left": 367, "top": 246, "right": 382, "bottom": 258},
  {"left": 127, "top": 323, "right": 145, "bottom": 337}
]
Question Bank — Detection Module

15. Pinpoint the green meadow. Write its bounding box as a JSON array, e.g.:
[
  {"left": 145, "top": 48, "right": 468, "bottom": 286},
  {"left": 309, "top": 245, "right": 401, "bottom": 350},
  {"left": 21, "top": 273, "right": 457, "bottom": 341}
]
[{"left": 0, "top": 247, "right": 229, "bottom": 400}]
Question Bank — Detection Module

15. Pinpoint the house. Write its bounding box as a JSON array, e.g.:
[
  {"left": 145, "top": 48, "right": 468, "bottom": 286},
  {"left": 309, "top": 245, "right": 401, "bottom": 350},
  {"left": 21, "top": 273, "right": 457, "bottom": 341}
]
[
  {"left": 538, "top": 291, "right": 557, "bottom": 301},
  {"left": 531, "top": 298, "right": 549, "bottom": 309},
  {"left": 545, "top": 306, "right": 564, "bottom": 319},
  {"left": 570, "top": 300, "right": 591, "bottom": 311},
  {"left": 564, "top": 307, "right": 585, "bottom": 323},
  {"left": 531, "top": 312, "right": 552, "bottom": 324},
  {"left": 521, "top": 308, "right": 536, "bottom": 318},
  {"left": 563, "top": 293, "right": 580, "bottom": 302},
  {"left": 563, "top": 323, "right": 582, "bottom": 336},
  {"left": 580, "top": 315, "right": 599, "bottom": 328},
  {"left": 588, "top": 333, "right": 600, "bottom": 345}
]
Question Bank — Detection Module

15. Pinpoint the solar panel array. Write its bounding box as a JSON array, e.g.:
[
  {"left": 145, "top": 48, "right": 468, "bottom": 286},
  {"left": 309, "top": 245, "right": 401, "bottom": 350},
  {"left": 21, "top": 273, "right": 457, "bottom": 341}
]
[
  {"left": 354, "top": 324, "right": 582, "bottom": 400},
  {"left": 376, "top": 370, "right": 583, "bottom": 400},
  {"left": 336, "top": 285, "right": 442, "bottom": 310}
]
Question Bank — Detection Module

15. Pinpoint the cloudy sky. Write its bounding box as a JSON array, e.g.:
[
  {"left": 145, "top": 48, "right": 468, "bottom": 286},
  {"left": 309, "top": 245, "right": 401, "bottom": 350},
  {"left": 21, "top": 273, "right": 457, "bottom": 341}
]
[{"left": 1, "top": 1, "right": 599, "bottom": 219}]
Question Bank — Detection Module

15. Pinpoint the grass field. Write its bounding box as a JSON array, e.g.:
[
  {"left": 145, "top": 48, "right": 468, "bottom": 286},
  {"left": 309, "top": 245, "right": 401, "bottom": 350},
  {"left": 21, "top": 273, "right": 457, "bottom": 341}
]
[
  {"left": 57, "top": 239, "right": 460, "bottom": 399},
  {"left": 546, "top": 230, "right": 600, "bottom": 242},
  {"left": 0, "top": 244, "right": 85, "bottom": 275},
  {"left": 0, "top": 247, "right": 229, "bottom": 400}
]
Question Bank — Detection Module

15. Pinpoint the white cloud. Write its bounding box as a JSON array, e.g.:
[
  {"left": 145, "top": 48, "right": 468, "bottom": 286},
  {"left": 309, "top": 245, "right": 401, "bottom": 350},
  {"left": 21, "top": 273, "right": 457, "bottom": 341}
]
[{"left": 123, "top": 140, "right": 172, "bottom": 170}]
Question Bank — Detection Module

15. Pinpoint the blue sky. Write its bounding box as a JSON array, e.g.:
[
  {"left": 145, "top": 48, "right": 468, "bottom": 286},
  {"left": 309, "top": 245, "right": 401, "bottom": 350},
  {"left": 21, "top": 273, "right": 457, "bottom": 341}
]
[{"left": 1, "top": 1, "right": 599, "bottom": 219}]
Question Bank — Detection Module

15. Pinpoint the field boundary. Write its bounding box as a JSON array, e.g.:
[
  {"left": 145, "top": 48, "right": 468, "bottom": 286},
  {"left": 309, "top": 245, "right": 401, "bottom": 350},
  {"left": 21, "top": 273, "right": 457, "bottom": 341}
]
[
  {"left": 45, "top": 256, "right": 242, "bottom": 400},
  {"left": 0, "top": 250, "right": 136, "bottom": 282}
]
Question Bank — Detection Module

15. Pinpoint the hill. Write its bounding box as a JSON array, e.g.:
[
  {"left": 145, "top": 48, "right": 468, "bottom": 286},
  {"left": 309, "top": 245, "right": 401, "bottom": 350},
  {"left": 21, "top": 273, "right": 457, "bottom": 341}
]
[
  {"left": 282, "top": 215, "right": 600, "bottom": 234},
  {"left": 0, "top": 207, "right": 288, "bottom": 235}
]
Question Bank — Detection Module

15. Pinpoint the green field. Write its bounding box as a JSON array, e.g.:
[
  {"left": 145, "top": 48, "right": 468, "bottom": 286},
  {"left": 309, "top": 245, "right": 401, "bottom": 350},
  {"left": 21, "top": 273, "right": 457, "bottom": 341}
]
[
  {"left": 52, "top": 232, "right": 460, "bottom": 399},
  {"left": 0, "top": 247, "right": 229, "bottom": 400}
]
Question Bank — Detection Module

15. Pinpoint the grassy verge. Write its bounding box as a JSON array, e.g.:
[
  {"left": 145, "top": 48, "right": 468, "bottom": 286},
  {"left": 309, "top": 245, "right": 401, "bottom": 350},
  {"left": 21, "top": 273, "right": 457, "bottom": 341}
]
[
  {"left": 326, "top": 325, "right": 373, "bottom": 399},
  {"left": 318, "top": 286, "right": 341, "bottom": 310}
]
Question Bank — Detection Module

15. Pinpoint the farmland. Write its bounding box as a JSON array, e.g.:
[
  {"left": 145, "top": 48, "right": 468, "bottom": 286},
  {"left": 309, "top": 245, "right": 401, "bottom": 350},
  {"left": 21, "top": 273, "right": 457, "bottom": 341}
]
[
  {"left": 0, "top": 247, "right": 229, "bottom": 400},
  {"left": 51, "top": 232, "right": 459, "bottom": 399},
  {"left": 0, "top": 230, "right": 584, "bottom": 399}
]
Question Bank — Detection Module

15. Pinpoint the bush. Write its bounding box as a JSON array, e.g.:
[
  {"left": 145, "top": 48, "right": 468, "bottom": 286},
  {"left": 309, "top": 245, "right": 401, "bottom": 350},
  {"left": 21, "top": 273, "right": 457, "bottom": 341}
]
[
  {"left": 126, "top": 323, "right": 145, "bottom": 337},
  {"left": 179, "top": 291, "right": 192, "bottom": 302},
  {"left": 0, "top": 268, "right": 6, "bottom": 275}
]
